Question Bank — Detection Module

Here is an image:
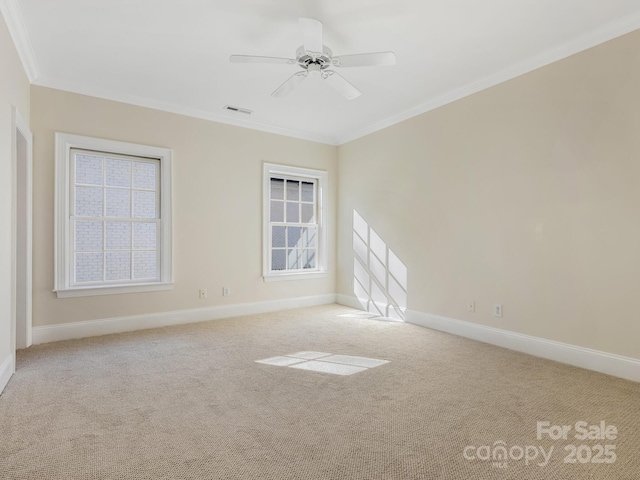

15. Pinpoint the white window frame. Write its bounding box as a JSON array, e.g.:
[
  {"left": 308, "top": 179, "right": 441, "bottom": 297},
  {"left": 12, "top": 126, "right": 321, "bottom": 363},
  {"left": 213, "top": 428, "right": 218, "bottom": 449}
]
[
  {"left": 54, "top": 133, "right": 173, "bottom": 298},
  {"left": 263, "top": 163, "right": 328, "bottom": 282}
]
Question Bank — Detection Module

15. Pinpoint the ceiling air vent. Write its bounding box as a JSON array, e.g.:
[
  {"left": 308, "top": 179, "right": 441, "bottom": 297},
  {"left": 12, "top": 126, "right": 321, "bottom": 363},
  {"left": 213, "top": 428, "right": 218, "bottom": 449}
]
[{"left": 223, "top": 105, "right": 253, "bottom": 115}]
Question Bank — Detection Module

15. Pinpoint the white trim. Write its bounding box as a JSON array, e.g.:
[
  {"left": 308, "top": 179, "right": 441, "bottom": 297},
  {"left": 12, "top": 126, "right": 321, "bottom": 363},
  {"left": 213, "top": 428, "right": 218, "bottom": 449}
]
[
  {"left": 336, "top": 294, "right": 405, "bottom": 319},
  {"left": 31, "top": 77, "right": 339, "bottom": 146},
  {"left": 0, "top": 354, "right": 15, "bottom": 395},
  {"left": 337, "top": 12, "right": 640, "bottom": 145},
  {"left": 25, "top": 10, "right": 640, "bottom": 147},
  {"left": 32, "top": 294, "right": 337, "bottom": 344},
  {"left": 11, "top": 9, "right": 640, "bottom": 147},
  {"left": 11, "top": 107, "right": 33, "bottom": 349},
  {"left": 54, "top": 282, "right": 174, "bottom": 298},
  {"left": 263, "top": 272, "right": 328, "bottom": 283},
  {"left": 336, "top": 294, "right": 364, "bottom": 310},
  {"left": 262, "top": 163, "right": 328, "bottom": 280},
  {"left": 406, "top": 309, "right": 640, "bottom": 383},
  {"left": 0, "top": 0, "right": 40, "bottom": 81},
  {"left": 24, "top": 295, "right": 640, "bottom": 382},
  {"left": 54, "top": 133, "right": 173, "bottom": 297}
]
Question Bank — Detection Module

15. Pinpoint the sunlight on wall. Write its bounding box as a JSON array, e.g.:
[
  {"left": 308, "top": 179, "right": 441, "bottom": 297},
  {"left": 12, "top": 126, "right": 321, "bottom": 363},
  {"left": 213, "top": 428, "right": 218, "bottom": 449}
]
[{"left": 352, "top": 210, "right": 407, "bottom": 321}]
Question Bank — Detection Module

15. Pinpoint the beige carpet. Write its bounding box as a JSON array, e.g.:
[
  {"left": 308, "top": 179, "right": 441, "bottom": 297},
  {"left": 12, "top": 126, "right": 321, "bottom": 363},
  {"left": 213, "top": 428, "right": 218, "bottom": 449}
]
[{"left": 1, "top": 304, "right": 638, "bottom": 479}]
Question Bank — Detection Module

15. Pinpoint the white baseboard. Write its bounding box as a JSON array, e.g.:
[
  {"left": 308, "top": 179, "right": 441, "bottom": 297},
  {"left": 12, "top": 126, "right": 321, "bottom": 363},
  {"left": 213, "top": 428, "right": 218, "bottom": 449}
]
[
  {"left": 336, "top": 294, "right": 406, "bottom": 319},
  {"left": 0, "top": 354, "right": 15, "bottom": 395},
  {"left": 28, "top": 292, "right": 640, "bottom": 383},
  {"left": 336, "top": 294, "right": 364, "bottom": 310},
  {"left": 406, "top": 309, "right": 640, "bottom": 383},
  {"left": 33, "top": 294, "right": 336, "bottom": 345}
]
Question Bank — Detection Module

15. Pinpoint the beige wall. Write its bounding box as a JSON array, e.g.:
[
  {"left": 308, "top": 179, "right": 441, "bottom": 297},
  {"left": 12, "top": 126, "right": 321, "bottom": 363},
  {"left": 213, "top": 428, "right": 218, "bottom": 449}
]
[
  {"left": 31, "top": 86, "right": 337, "bottom": 327},
  {"left": 0, "top": 13, "right": 30, "bottom": 365},
  {"left": 12, "top": 20, "right": 640, "bottom": 362},
  {"left": 337, "top": 30, "right": 640, "bottom": 359}
]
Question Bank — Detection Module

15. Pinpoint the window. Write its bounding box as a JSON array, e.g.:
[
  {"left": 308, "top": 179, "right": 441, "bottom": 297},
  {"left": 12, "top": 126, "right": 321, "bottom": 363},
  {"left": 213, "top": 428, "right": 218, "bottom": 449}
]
[
  {"left": 54, "top": 133, "right": 172, "bottom": 297},
  {"left": 263, "top": 163, "right": 327, "bottom": 281}
]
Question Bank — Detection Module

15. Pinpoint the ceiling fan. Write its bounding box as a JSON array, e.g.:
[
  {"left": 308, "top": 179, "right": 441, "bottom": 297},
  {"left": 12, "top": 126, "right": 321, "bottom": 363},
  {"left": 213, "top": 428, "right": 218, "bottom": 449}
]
[{"left": 229, "top": 18, "right": 396, "bottom": 100}]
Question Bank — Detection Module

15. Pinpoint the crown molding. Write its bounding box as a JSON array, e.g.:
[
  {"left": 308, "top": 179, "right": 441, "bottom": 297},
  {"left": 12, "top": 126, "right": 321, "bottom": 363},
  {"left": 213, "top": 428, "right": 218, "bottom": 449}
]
[
  {"left": 337, "top": 11, "right": 640, "bottom": 145},
  {"left": 0, "top": 0, "right": 39, "bottom": 81},
  {"left": 10, "top": 3, "right": 640, "bottom": 146},
  {"left": 32, "top": 77, "right": 340, "bottom": 146}
]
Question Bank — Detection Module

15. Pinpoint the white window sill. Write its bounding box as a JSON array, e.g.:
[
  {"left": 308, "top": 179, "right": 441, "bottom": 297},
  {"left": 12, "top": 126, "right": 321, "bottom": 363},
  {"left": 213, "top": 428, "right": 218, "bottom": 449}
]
[
  {"left": 263, "top": 272, "right": 328, "bottom": 282},
  {"left": 54, "top": 282, "right": 174, "bottom": 298}
]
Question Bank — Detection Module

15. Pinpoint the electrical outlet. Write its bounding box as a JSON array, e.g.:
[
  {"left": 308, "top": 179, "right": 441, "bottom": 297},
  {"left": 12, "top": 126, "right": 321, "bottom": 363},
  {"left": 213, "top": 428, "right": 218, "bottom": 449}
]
[
  {"left": 198, "top": 289, "right": 207, "bottom": 299},
  {"left": 467, "top": 300, "right": 475, "bottom": 312},
  {"left": 494, "top": 304, "right": 503, "bottom": 317},
  {"left": 222, "top": 287, "right": 230, "bottom": 297}
]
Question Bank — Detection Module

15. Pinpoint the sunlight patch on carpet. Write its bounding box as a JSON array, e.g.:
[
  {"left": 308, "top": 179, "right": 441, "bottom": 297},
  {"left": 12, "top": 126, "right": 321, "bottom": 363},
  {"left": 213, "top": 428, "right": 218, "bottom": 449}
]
[{"left": 255, "top": 352, "right": 389, "bottom": 376}]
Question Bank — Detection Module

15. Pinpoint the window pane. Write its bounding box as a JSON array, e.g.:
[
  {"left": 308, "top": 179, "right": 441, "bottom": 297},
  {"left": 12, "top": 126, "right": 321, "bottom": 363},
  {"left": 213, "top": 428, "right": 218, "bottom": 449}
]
[
  {"left": 301, "top": 203, "right": 315, "bottom": 223},
  {"left": 287, "top": 248, "right": 300, "bottom": 269},
  {"left": 286, "top": 180, "right": 299, "bottom": 201},
  {"left": 62, "top": 137, "right": 170, "bottom": 292},
  {"left": 264, "top": 167, "right": 323, "bottom": 277},
  {"left": 272, "top": 249, "right": 286, "bottom": 270},
  {"left": 75, "top": 221, "right": 103, "bottom": 251},
  {"left": 301, "top": 227, "right": 317, "bottom": 248},
  {"left": 75, "top": 186, "right": 103, "bottom": 217},
  {"left": 287, "top": 226, "right": 301, "bottom": 248},
  {"left": 133, "top": 161, "right": 157, "bottom": 190},
  {"left": 133, "top": 223, "right": 157, "bottom": 250},
  {"left": 106, "top": 222, "right": 131, "bottom": 250},
  {"left": 133, "top": 191, "right": 157, "bottom": 218},
  {"left": 301, "top": 181, "right": 314, "bottom": 202},
  {"left": 270, "top": 178, "right": 284, "bottom": 200},
  {"left": 105, "top": 158, "right": 131, "bottom": 187},
  {"left": 106, "top": 188, "right": 131, "bottom": 217},
  {"left": 76, "top": 252, "right": 103, "bottom": 283},
  {"left": 286, "top": 202, "right": 299, "bottom": 223},
  {"left": 270, "top": 201, "right": 284, "bottom": 222},
  {"left": 76, "top": 154, "right": 103, "bottom": 185},
  {"left": 133, "top": 251, "right": 157, "bottom": 279},
  {"left": 105, "top": 252, "right": 131, "bottom": 281},
  {"left": 272, "top": 226, "right": 286, "bottom": 248},
  {"left": 302, "top": 249, "right": 316, "bottom": 269}
]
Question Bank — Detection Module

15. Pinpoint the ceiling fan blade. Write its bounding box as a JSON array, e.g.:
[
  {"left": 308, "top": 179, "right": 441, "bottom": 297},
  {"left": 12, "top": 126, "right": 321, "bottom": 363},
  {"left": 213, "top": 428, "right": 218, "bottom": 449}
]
[
  {"left": 323, "top": 71, "right": 361, "bottom": 100},
  {"left": 299, "top": 17, "right": 323, "bottom": 54},
  {"left": 230, "top": 55, "right": 295, "bottom": 65},
  {"left": 332, "top": 52, "right": 396, "bottom": 68},
  {"left": 271, "top": 72, "right": 307, "bottom": 97}
]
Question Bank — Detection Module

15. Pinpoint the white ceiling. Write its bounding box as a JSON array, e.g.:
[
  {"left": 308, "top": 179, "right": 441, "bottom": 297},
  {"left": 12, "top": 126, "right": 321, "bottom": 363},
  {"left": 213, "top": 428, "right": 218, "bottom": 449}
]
[{"left": 5, "top": 0, "right": 640, "bottom": 145}]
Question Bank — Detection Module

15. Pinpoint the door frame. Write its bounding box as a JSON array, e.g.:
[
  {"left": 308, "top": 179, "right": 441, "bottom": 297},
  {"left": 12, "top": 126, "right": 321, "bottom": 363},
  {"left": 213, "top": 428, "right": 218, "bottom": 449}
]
[{"left": 11, "top": 106, "right": 33, "bottom": 358}]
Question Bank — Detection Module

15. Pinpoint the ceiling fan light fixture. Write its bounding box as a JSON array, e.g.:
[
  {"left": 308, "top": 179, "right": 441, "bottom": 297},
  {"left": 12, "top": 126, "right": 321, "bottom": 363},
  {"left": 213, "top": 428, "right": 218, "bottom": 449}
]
[
  {"left": 308, "top": 64, "right": 322, "bottom": 77},
  {"left": 229, "top": 18, "right": 396, "bottom": 100}
]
